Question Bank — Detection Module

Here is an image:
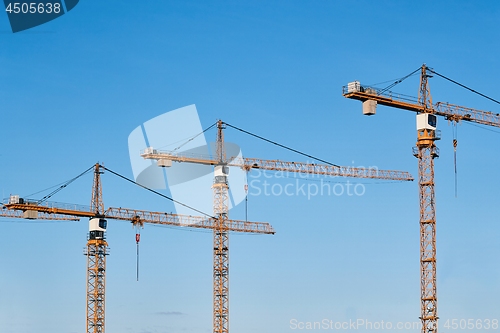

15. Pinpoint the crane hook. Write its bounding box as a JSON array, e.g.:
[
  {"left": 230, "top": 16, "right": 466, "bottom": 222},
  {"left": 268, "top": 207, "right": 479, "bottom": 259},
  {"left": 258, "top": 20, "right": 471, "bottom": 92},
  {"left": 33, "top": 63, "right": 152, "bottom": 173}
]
[
  {"left": 452, "top": 123, "right": 458, "bottom": 198},
  {"left": 135, "top": 229, "right": 141, "bottom": 281},
  {"left": 244, "top": 183, "right": 248, "bottom": 222}
]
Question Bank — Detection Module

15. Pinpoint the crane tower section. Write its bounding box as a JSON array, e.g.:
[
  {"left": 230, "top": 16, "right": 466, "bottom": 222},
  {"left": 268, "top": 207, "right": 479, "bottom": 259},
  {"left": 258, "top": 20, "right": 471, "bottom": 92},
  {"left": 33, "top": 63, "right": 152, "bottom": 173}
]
[
  {"left": 213, "top": 122, "right": 230, "bottom": 333},
  {"left": 85, "top": 217, "right": 109, "bottom": 333},
  {"left": 86, "top": 164, "right": 109, "bottom": 333},
  {"left": 414, "top": 66, "right": 439, "bottom": 333}
]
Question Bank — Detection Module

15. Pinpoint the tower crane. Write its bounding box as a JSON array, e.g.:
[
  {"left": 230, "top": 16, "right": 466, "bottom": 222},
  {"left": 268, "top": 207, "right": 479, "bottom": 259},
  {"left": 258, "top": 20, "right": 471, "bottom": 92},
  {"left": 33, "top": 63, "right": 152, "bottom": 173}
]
[
  {"left": 342, "top": 64, "right": 500, "bottom": 333},
  {"left": 3, "top": 163, "right": 274, "bottom": 333},
  {"left": 141, "top": 120, "right": 415, "bottom": 333}
]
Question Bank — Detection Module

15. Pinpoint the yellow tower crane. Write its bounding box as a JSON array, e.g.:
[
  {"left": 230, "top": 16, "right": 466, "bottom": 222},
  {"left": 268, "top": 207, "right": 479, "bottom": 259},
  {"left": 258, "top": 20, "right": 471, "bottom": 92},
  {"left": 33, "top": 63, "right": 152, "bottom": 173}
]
[
  {"left": 141, "top": 120, "right": 415, "bottom": 333},
  {"left": 342, "top": 64, "right": 500, "bottom": 333},
  {"left": 3, "top": 163, "right": 274, "bottom": 333}
]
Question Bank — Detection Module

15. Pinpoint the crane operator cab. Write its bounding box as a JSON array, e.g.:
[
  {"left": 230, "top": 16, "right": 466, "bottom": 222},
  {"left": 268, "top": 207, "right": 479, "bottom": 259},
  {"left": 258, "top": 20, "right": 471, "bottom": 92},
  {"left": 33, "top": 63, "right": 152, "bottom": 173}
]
[
  {"left": 214, "top": 165, "right": 229, "bottom": 184},
  {"left": 89, "top": 217, "right": 107, "bottom": 240},
  {"left": 417, "top": 113, "right": 437, "bottom": 131}
]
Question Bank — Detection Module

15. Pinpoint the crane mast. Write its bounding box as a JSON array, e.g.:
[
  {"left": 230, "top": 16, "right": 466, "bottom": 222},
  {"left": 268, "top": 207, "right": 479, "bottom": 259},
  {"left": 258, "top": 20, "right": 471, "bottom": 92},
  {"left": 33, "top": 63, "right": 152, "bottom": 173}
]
[
  {"left": 415, "top": 65, "right": 439, "bottom": 333},
  {"left": 86, "top": 163, "right": 108, "bottom": 333},
  {"left": 213, "top": 120, "right": 230, "bottom": 333}
]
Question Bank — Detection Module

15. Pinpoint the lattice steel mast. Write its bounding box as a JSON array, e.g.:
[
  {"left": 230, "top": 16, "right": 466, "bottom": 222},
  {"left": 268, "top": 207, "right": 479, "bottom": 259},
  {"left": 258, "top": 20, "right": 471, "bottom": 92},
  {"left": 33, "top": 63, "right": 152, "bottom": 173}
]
[
  {"left": 85, "top": 163, "right": 108, "bottom": 333},
  {"left": 343, "top": 64, "right": 500, "bottom": 333},
  {"left": 213, "top": 120, "right": 230, "bottom": 333},
  {"left": 414, "top": 65, "right": 439, "bottom": 333}
]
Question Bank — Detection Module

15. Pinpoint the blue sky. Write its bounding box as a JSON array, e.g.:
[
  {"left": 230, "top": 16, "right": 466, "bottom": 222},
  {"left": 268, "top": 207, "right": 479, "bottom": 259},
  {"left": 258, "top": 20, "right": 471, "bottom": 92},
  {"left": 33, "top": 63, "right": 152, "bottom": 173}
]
[{"left": 0, "top": 1, "right": 499, "bottom": 333}]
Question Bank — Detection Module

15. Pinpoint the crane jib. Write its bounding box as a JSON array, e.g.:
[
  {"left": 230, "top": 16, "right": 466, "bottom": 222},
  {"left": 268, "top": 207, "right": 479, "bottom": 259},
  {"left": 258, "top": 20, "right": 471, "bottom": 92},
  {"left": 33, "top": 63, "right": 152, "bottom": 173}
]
[{"left": 141, "top": 152, "right": 414, "bottom": 181}]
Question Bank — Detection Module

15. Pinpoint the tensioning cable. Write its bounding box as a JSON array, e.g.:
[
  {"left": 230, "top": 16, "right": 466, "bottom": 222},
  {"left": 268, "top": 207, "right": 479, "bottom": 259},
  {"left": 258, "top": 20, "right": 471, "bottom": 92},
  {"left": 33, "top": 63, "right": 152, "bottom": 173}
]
[
  {"left": 222, "top": 122, "right": 340, "bottom": 167},
  {"left": 100, "top": 165, "right": 214, "bottom": 219}
]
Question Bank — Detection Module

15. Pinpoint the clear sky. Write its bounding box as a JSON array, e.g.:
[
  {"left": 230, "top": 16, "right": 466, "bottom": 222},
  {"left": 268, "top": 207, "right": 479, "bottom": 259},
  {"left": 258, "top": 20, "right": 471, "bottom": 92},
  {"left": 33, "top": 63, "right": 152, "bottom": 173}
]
[{"left": 1, "top": 1, "right": 499, "bottom": 333}]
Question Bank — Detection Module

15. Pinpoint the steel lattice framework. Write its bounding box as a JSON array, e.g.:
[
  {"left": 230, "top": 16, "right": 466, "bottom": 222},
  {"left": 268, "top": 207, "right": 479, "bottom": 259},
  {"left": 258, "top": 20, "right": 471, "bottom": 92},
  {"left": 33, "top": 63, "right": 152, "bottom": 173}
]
[
  {"left": 416, "top": 65, "right": 439, "bottom": 333},
  {"left": 213, "top": 121, "right": 230, "bottom": 333},
  {"left": 141, "top": 153, "right": 414, "bottom": 182},
  {"left": 2, "top": 203, "right": 273, "bottom": 234},
  {"left": 86, "top": 164, "right": 108, "bottom": 333},
  {"left": 414, "top": 131, "right": 439, "bottom": 332},
  {"left": 213, "top": 185, "right": 229, "bottom": 333},
  {"left": 85, "top": 239, "right": 108, "bottom": 333}
]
